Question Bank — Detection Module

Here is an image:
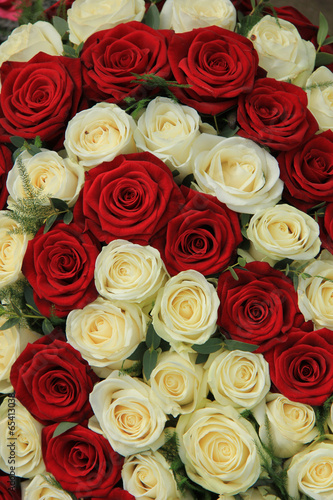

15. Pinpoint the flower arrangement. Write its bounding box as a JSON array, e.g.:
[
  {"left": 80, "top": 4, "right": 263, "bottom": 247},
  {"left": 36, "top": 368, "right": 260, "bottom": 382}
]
[{"left": 0, "top": 0, "right": 333, "bottom": 499}]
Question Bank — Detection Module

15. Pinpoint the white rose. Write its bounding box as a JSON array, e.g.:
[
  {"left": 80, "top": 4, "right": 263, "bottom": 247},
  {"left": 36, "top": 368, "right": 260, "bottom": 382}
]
[
  {"left": 151, "top": 270, "right": 219, "bottom": 354},
  {"left": 0, "top": 397, "right": 45, "bottom": 478},
  {"left": 68, "top": 0, "right": 146, "bottom": 44},
  {"left": 207, "top": 349, "right": 270, "bottom": 409},
  {"left": 64, "top": 102, "right": 137, "bottom": 170},
  {"left": 192, "top": 134, "right": 283, "bottom": 214},
  {"left": 306, "top": 66, "right": 333, "bottom": 131},
  {"left": 0, "top": 21, "right": 63, "bottom": 68},
  {"left": 287, "top": 439, "right": 333, "bottom": 500},
  {"left": 66, "top": 296, "right": 147, "bottom": 378},
  {"left": 159, "top": 0, "right": 236, "bottom": 32},
  {"left": 7, "top": 149, "right": 84, "bottom": 207},
  {"left": 89, "top": 371, "right": 167, "bottom": 456},
  {"left": 297, "top": 258, "right": 333, "bottom": 329},
  {"left": 148, "top": 351, "right": 208, "bottom": 417},
  {"left": 0, "top": 324, "right": 40, "bottom": 394},
  {"left": 248, "top": 15, "right": 316, "bottom": 86},
  {"left": 176, "top": 402, "right": 261, "bottom": 495},
  {"left": 253, "top": 393, "right": 318, "bottom": 459},
  {"left": 0, "top": 212, "right": 31, "bottom": 289},
  {"left": 134, "top": 97, "right": 216, "bottom": 182},
  {"left": 122, "top": 450, "right": 181, "bottom": 500},
  {"left": 95, "top": 240, "right": 168, "bottom": 310},
  {"left": 22, "top": 473, "right": 73, "bottom": 500},
  {"left": 247, "top": 204, "right": 321, "bottom": 262}
]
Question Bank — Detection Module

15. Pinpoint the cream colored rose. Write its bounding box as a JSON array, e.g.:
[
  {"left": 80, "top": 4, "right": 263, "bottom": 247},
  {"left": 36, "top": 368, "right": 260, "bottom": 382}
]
[
  {"left": 247, "top": 204, "right": 321, "bottom": 262},
  {"left": 22, "top": 473, "right": 73, "bottom": 500},
  {"left": 151, "top": 270, "right": 219, "bottom": 354},
  {"left": 297, "top": 258, "right": 333, "bottom": 329},
  {"left": 64, "top": 102, "right": 137, "bottom": 170},
  {"left": 192, "top": 134, "right": 283, "bottom": 214},
  {"left": 159, "top": 0, "right": 236, "bottom": 32},
  {"left": 207, "top": 349, "right": 270, "bottom": 409},
  {"left": 122, "top": 450, "right": 181, "bottom": 500},
  {"left": 95, "top": 240, "right": 168, "bottom": 310},
  {"left": 0, "top": 324, "right": 40, "bottom": 394},
  {"left": 68, "top": 0, "right": 146, "bottom": 44},
  {"left": 306, "top": 66, "right": 333, "bottom": 131},
  {"left": 148, "top": 351, "right": 208, "bottom": 417},
  {"left": 248, "top": 15, "right": 316, "bottom": 86},
  {"left": 287, "top": 439, "right": 333, "bottom": 500},
  {"left": 0, "top": 212, "right": 31, "bottom": 289},
  {"left": 89, "top": 371, "right": 167, "bottom": 456},
  {"left": 253, "top": 393, "right": 318, "bottom": 459},
  {"left": 66, "top": 296, "right": 147, "bottom": 378},
  {"left": 134, "top": 97, "right": 216, "bottom": 182},
  {"left": 177, "top": 402, "right": 261, "bottom": 495},
  {"left": 0, "top": 397, "right": 45, "bottom": 478},
  {"left": 7, "top": 149, "right": 84, "bottom": 207},
  {"left": 0, "top": 21, "right": 63, "bottom": 68}
]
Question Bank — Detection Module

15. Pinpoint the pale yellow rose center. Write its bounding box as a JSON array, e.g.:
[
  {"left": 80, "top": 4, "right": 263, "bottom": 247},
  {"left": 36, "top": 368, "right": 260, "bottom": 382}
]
[
  {"left": 303, "top": 459, "right": 333, "bottom": 488},
  {"left": 114, "top": 403, "right": 150, "bottom": 437}
]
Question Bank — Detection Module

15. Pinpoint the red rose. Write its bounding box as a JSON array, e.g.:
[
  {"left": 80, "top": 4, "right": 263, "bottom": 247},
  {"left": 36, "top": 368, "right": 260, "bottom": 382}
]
[
  {"left": 42, "top": 424, "right": 123, "bottom": 498},
  {"left": 0, "top": 0, "right": 21, "bottom": 21},
  {"left": 81, "top": 22, "right": 172, "bottom": 105},
  {"left": 237, "top": 78, "right": 318, "bottom": 151},
  {"left": 73, "top": 152, "right": 184, "bottom": 245},
  {"left": 22, "top": 222, "right": 99, "bottom": 318},
  {"left": 10, "top": 330, "right": 99, "bottom": 425},
  {"left": 264, "top": 328, "right": 333, "bottom": 405},
  {"left": 167, "top": 26, "right": 258, "bottom": 115},
  {"left": 319, "top": 202, "right": 333, "bottom": 254},
  {"left": 217, "top": 262, "right": 311, "bottom": 352},
  {"left": 91, "top": 489, "right": 135, "bottom": 500},
  {"left": 0, "top": 473, "right": 20, "bottom": 500},
  {"left": 44, "top": 0, "right": 74, "bottom": 19},
  {"left": 278, "top": 130, "right": 333, "bottom": 211},
  {"left": 153, "top": 186, "right": 242, "bottom": 276},
  {"left": 0, "top": 144, "right": 12, "bottom": 209},
  {"left": 0, "top": 53, "right": 84, "bottom": 147}
]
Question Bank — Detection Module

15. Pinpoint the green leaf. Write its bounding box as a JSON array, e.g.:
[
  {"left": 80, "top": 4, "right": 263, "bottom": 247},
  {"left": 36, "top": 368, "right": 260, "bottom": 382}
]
[
  {"left": 63, "top": 44, "right": 77, "bottom": 58},
  {"left": 292, "top": 273, "right": 299, "bottom": 291},
  {"left": 50, "top": 198, "right": 69, "bottom": 211},
  {"left": 146, "top": 322, "right": 160, "bottom": 349},
  {"left": 315, "top": 52, "right": 333, "bottom": 66},
  {"left": 43, "top": 214, "right": 58, "bottom": 234},
  {"left": 24, "top": 285, "right": 38, "bottom": 310},
  {"left": 192, "top": 337, "right": 223, "bottom": 354},
  {"left": 0, "top": 317, "right": 20, "bottom": 330},
  {"left": 195, "top": 352, "right": 209, "bottom": 364},
  {"left": 181, "top": 173, "right": 195, "bottom": 188},
  {"left": 63, "top": 211, "right": 73, "bottom": 225},
  {"left": 172, "top": 169, "right": 180, "bottom": 178},
  {"left": 143, "top": 349, "right": 158, "bottom": 381},
  {"left": 52, "top": 15, "right": 69, "bottom": 37},
  {"left": 52, "top": 422, "right": 78, "bottom": 438},
  {"left": 322, "top": 36, "right": 333, "bottom": 46},
  {"left": 142, "top": 3, "right": 160, "bottom": 30},
  {"left": 250, "top": 0, "right": 256, "bottom": 9},
  {"left": 224, "top": 339, "right": 259, "bottom": 352},
  {"left": 228, "top": 266, "right": 239, "bottom": 281},
  {"left": 237, "top": 256, "right": 247, "bottom": 268},
  {"left": 27, "top": 144, "right": 42, "bottom": 156},
  {"left": 10, "top": 136, "right": 25, "bottom": 148},
  {"left": 317, "top": 12, "right": 329, "bottom": 48},
  {"left": 127, "top": 341, "right": 147, "bottom": 361},
  {"left": 42, "top": 318, "right": 55, "bottom": 335}
]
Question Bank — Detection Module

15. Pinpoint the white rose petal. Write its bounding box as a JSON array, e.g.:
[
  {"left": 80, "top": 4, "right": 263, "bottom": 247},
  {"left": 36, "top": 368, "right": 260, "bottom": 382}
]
[
  {"left": 7, "top": 149, "right": 84, "bottom": 207},
  {"left": 306, "top": 66, "right": 333, "bottom": 132},
  {"left": 22, "top": 473, "right": 73, "bottom": 500},
  {"left": 66, "top": 296, "right": 147, "bottom": 378},
  {"left": 248, "top": 15, "right": 316, "bottom": 86},
  {"left": 159, "top": 0, "right": 236, "bottom": 32},
  {"left": 89, "top": 371, "right": 167, "bottom": 456},
  {"left": 68, "top": 0, "right": 146, "bottom": 44},
  {"left": 192, "top": 134, "right": 283, "bottom": 214},
  {"left": 64, "top": 102, "right": 137, "bottom": 170}
]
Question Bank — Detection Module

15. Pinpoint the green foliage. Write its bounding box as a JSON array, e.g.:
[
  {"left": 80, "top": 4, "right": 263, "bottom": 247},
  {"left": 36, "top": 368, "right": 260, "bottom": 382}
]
[
  {"left": 41, "top": 474, "right": 77, "bottom": 500},
  {"left": 52, "top": 422, "right": 78, "bottom": 438},
  {"left": 236, "top": 0, "right": 280, "bottom": 37},
  {"left": 18, "top": 0, "right": 45, "bottom": 25},
  {"left": 130, "top": 73, "right": 191, "bottom": 102},
  {"left": 52, "top": 16, "right": 69, "bottom": 38},
  {"left": 317, "top": 12, "right": 329, "bottom": 49},
  {"left": 119, "top": 361, "right": 143, "bottom": 377},
  {"left": 224, "top": 338, "right": 259, "bottom": 352},
  {"left": 313, "top": 394, "right": 333, "bottom": 436},
  {"left": 142, "top": 3, "right": 160, "bottom": 29},
  {"left": 192, "top": 337, "right": 223, "bottom": 354},
  {"left": 315, "top": 52, "right": 333, "bottom": 66}
]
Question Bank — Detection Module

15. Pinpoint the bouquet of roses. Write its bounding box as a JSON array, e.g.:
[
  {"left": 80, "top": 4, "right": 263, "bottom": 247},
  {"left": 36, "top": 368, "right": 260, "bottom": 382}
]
[{"left": 0, "top": 0, "right": 333, "bottom": 499}]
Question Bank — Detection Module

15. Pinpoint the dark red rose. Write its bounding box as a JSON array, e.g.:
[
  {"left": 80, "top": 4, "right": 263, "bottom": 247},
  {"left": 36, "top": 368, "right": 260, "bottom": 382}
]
[
  {"left": 264, "top": 328, "right": 333, "bottom": 405},
  {"left": 231, "top": 0, "right": 252, "bottom": 15},
  {"left": 22, "top": 222, "right": 99, "bottom": 317},
  {"left": 42, "top": 424, "right": 123, "bottom": 498},
  {"left": 0, "top": 144, "right": 12, "bottom": 209},
  {"left": 81, "top": 22, "right": 172, "bottom": 105},
  {"left": 73, "top": 152, "right": 184, "bottom": 245},
  {"left": 319, "top": 202, "right": 333, "bottom": 254},
  {"left": 0, "top": 473, "right": 20, "bottom": 500},
  {"left": 44, "top": 0, "right": 74, "bottom": 20},
  {"left": 167, "top": 26, "right": 258, "bottom": 115},
  {"left": 0, "top": 53, "right": 84, "bottom": 147},
  {"left": 237, "top": 78, "right": 318, "bottom": 151},
  {"left": 217, "top": 262, "right": 311, "bottom": 352},
  {"left": 91, "top": 489, "right": 135, "bottom": 500},
  {"left": 153, "top": 186, "right": 242, "bottom": 276},
  {"left": 278, "top": 130, "right": 333, "bottom": 211},
  {"left": 10, "top": 330, "right": 99, "bottom": 425}
]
